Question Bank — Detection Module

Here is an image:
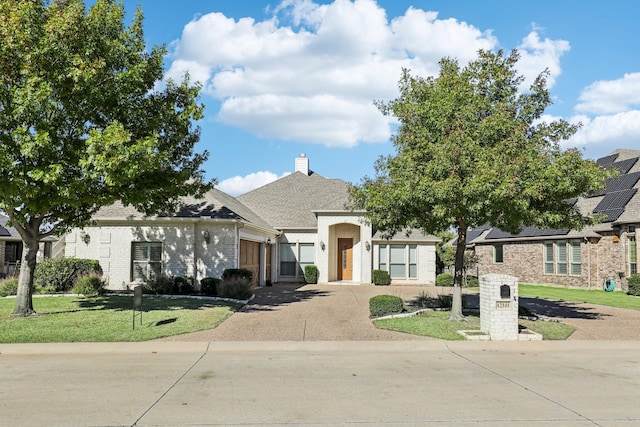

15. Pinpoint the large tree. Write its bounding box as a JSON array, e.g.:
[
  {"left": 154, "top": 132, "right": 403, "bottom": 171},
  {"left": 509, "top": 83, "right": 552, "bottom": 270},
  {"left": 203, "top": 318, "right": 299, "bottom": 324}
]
[
  {"left": 0, "top": 0, "right": 211, "bottom": 316},
  {"left": 350, "top": 50, "right": 609, "bottom": 319}
]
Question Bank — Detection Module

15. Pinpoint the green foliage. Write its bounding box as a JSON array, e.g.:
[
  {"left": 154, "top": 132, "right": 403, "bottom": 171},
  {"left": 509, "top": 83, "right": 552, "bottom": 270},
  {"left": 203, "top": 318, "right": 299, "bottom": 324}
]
[
  {"left": 372, "top": 269, "right": 391, "bottom": 285},
  {"left": 436, "top": 273, "right": 454, "bottom": 287},
  {"left": 0, "top": 278, "right": 19, "bottom": 297},
  {"left": 369, "top": 294, "right": 404, "bottom": 317},
  {"left": 72, "top": 274, "right": 105, "bottom": 296},
  {"left": 200, "top": 277, "right": 221, "bottom": 296},
  {"left": 222, "top": 269, "right": 253, "bottom": 282},
  {"left": 465, "top": 276, "right": 479, "bottom": 288},
  {"left": 144, "top": 275, "right": 176, "bottom": 295},
  {"left": 174, "top": 276, "right": 194, "bottom": 295},
  {"left": 350, "top": 50, "right": 611, "bottom": 319},
  {"left": 0, "top": 0, "right": 211, "bottom": 315},
  {"left": 437, "top": 294, "right": 453, "bottom": 308},
  {"left": 628, "top": 274, "right": 640, "bottom": 296},
  {"left": 304, "top": 265, "right": 318, "bottom": 284},
  {"left": 34, "top": 258, "right": 102, "bottom": 293},
  {"left": 435, "top": 230, "right": 456, "bottom": 271},
  {"left": 218, "top": 278, "right": 253, "bottom": 300}
]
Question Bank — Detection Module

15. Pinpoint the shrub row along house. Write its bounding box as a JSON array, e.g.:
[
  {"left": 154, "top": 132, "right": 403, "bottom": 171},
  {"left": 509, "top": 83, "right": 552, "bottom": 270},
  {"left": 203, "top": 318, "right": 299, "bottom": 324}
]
[
  {"left": 465, "top": 149, "right": 640, "bottom": 291},
  {"left": 64, "top": 155, "right": 439, "bottom": 290}
]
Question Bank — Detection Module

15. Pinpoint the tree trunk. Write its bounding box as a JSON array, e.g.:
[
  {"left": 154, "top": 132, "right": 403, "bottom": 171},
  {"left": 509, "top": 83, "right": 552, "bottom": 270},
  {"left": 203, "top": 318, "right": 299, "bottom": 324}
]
[
  {"left": 11, "top": 236, "right": 39, "bottom": 317},
  {"left": 449, "top": 223, "right": 467, "bottom": 321}
]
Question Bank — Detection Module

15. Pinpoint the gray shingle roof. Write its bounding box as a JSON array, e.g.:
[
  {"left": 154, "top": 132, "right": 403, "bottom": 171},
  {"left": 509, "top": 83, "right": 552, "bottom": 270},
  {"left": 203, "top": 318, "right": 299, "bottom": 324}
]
[
  {"left": 465, "top": 148, "right": 640, "bottom": 244},
  {"left": 94, "top": 188, "right": 275, "bottom": 231},
  {"left": 238, "top": 171, "right": 351, "bottom": 229}
]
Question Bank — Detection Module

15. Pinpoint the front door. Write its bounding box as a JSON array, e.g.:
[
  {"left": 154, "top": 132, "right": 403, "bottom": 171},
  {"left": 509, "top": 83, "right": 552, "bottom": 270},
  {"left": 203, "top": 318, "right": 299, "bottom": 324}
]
[{"left": 337, "top": 238, "right": 353, "bottom": 281}]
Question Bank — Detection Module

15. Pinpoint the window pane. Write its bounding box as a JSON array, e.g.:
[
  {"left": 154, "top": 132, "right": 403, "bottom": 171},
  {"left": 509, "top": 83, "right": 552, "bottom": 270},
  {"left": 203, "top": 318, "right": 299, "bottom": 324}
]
[
  {"left": 133, "top": 243, "right": 148, "bottom": 261},
  {"left": 389, "top": 264, "right": 405, "bottom": 278},
  {"left": 570, "top": 241, "right": 581, "bottom": 263},
  {"left": 389, "top": 245, "right": 405, "bottom": 263},
  {"left": 299, "top": 243, "right": 315, "bottom": 263},
  {"left": 149, "top": 243, "right": 162, "bottom": 261},
  {"left": 630, "top": 237, "right": 637, "bottom": 275},
  {"left": 281, "top": 262, "right": 297, "bottom": 276},
  {"left": 544, "top": 243, "right": 554, "bottom": 274},
  {"left": 409, "top": 264, "right": 417, "bottom": 278},
  {"left": 556, "top": 241, "right": 567, "bottom": 275},
  {"left": 494, "top": 244, "right": 504, "bottom": 263},
  {"left": 409, "top": 245, "right": 417, "bottom": 263},
  {"left": 280, "top": 244, "right": 296, "bottom": 262}
]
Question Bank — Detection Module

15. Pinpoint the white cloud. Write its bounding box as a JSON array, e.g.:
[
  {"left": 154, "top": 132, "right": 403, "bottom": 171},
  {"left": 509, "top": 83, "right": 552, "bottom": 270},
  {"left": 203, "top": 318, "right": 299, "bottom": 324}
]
[
  {"left": 216, "top": 171, "right": 291, "bottom": 196},
  {"left": 564, "top": 111, "right": 640, "bottom": 151},
  {"left": 575, "top": 72, "right": 640, "bottom": 115},
  {"left": 516, "top": 31, "right": 570, "bottom": 88},
  {"left": 166, "top": 0, "right": 571, "bottom": 148}
]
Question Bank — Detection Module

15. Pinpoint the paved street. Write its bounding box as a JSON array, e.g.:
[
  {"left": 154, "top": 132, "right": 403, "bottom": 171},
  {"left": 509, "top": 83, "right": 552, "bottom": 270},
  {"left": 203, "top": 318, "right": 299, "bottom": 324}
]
[{"left": 1, "top": 340, "right": 639, "bottom": 426}]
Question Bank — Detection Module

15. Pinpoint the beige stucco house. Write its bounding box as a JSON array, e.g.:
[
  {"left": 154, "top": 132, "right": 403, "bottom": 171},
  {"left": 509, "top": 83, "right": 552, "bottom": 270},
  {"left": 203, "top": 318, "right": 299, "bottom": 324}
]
[
  {"left": 466, "top": 149, "right": 639, "bottom": 291},
  {"left": 65, "top": 154, "right": 439, "bottom": 290}
]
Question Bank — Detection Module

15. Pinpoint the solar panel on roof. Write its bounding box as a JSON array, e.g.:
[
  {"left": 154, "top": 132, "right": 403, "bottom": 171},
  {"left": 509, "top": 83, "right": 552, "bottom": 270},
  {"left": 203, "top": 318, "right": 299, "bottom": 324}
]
[
  {"left": 485, "top": 226, "right": 570, "bottom": 240},
  {"left": 598, "top": 208, "right": 626, "bottom": 223},
  {"left": 611, "top": 157, "right": 638, "bottom": 174},
  {"left": 589, "top": 171, "right": 640, "bottom": 197},
  {"left": 593, "top": 188, "right": 637, "bottom": 213},
  {"left": 596, "top": 154, "right": 619, "bottom": 166},
  {"left": 0, "top": 225, "right": 10, "bottom": 237}
]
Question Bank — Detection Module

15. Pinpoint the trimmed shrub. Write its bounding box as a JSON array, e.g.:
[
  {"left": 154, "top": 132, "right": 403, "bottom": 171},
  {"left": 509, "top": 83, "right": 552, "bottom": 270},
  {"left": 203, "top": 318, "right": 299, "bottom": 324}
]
[
  {"left": 144, "top": 275, "right": 176, "bottom": 295},
  {"left": 304, "top": 265, "right": 318, "bottom": 284},
  {"left": 72, "top": 274, "right": 105, "bottom": 296},
  {"left": 200, "top": 277, "right": 221, "bottom": 296},
  {"left": 436, "top": 273, "right": 454, "bottom": 287},
  {"left": 628, "top": 274, "right": 640, "bottom": 296},
  {"left": 0, "top": 278, "right": 19, "bottom": 297},
  {"left": 369, "top": 294, "right": 404, "bottom": 317},
  {"left": 372, "top": 269, "right": 390, "bottom": 286},
  {"left": 34, "top": 258, "right": 102, "bottom": 293},
  {"left": 218, "top": 278, "right": 253, "bottom": 300},
  {"left": 174, "top": 276, "right": 194, "bottom": 295},
  {"left": 222, "top": 268, "right": 253, "bottom": 282}
]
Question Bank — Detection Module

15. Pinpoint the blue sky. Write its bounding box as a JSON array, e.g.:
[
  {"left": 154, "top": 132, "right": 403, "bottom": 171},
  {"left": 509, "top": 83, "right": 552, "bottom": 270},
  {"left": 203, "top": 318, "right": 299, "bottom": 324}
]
[{"left": 105, "top": 0, "right": 640, "bottom": 195}]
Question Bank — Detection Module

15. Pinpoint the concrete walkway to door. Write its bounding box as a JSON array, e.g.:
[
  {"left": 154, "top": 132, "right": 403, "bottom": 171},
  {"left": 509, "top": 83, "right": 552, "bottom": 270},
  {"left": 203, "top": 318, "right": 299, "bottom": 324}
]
[{"left": 158, "top": 284, "right": 441, "bottom": 342}]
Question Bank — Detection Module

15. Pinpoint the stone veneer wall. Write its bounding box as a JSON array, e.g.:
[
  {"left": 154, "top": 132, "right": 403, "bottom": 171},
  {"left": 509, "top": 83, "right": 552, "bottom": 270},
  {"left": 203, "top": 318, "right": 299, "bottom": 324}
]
[{"left": 475, "top": 235, "right": 628, "bottom": 290}]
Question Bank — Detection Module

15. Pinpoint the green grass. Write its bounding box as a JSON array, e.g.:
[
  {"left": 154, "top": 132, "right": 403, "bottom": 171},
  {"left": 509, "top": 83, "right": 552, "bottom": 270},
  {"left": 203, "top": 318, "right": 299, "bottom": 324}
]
[
  {"left": 374, "top": 310, "right": 576, "bottom": 340},
  {"left": 519, "top": 284, "right": 640, "bottom": 310},
  {"left": 0, "top": 295, "right": 241, "bottom": 343}
]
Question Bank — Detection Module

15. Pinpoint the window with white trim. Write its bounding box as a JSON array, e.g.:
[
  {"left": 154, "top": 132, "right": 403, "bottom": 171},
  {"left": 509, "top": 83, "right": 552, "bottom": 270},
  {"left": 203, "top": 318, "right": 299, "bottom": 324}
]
[
  {"left": 132, "top": 242, "right": 162, "bottom": 282},
  {"left": 543, "top": 240, "right": 581, "bottom": 276},
  {"left": 279, "top": 242, "right": 315, "bottom": 278},
  {"left": 378, "top": 244, "right": 417, "bottom": 279},
  {"left": 629, "top": 236, "right": 637, "bottom": 276}
]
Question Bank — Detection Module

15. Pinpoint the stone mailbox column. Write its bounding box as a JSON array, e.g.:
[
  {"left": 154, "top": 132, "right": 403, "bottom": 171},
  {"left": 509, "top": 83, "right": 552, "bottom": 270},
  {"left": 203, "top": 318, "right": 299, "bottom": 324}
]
[{"left": 480, "top": 274, "right": 519, "bottom": 340}]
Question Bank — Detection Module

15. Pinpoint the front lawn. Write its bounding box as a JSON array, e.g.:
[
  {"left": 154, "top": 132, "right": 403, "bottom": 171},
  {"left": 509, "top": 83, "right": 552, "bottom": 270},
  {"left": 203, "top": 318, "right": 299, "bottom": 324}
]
[
  {"left": 374, "top": 310, "right": 576, "bottom": 340},
  {"left": 519, "top": 284, "right": 640, "bottom": 310},
  {"left": 0, "top": 295, "right": 241, "bottom": 343}
]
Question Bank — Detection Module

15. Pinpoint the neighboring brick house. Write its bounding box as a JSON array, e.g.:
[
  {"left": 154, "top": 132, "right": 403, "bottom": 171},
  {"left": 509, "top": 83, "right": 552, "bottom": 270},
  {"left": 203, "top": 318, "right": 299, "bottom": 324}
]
[
  {"left": 465, "top": 149, "right": 640, "bottom": 291},
  {"left": 66, "top": 154, "right": 439, "bottom": 290}
]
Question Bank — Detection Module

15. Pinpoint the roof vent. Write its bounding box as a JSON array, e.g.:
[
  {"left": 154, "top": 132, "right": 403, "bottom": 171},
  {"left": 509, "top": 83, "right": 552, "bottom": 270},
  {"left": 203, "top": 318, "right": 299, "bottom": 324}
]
[{"left": 295, "top": 153, "right": 309, "bottom": 175}]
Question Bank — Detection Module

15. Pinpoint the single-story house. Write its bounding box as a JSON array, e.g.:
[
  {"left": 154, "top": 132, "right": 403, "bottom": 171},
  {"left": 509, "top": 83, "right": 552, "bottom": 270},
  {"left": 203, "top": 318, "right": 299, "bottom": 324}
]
[
  {"left": 65, "top": 154, "right": 439, "bottom": 290},
  {"left": 0, "top": 214, "right": 56, "bottom": 278},
  {"left": 465, "top": 148, "right": 639, "bottom": 291}
]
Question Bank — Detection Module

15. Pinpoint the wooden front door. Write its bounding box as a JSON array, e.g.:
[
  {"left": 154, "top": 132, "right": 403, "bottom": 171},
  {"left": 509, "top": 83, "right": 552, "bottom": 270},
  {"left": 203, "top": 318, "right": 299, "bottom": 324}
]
[
  {"left": 239, "top": 240, "right": 260, "bottom": 286},
  {"left": 337, "top": 238, "right": 353, "bottom": 281}
]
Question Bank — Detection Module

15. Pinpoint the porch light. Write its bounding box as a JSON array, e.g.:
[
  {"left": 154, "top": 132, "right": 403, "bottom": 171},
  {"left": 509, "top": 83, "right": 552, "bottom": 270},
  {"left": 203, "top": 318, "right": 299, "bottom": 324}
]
[
  {"left": 80, "top": 231, "right": 90, "bottom": 244},
  {"left": 267, "top": 238, "right": 272, "bottom": 245},
  {"left": 203, "top": 230, "right": 210, "bottom": 244},
  {"left": 365, "top": 241, "right": 371, "bottom": 251},
  {"left": 320, "top": 240, "right": 326, "bottom": 251}
]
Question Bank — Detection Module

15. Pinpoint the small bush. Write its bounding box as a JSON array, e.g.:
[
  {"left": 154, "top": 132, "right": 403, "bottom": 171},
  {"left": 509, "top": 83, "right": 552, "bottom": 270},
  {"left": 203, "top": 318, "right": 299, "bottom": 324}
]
[
  {"left": 436, "top": 273, "right": 454, "bottom": 287},
  {"left": 174, "top": 276, "right": 194, "bottom": 295},
  {"left": 222, "top": 268, "right": 253, "bottom": 282},
  {"left": 628, "top": 274, "right": 640, "bottom": 296},
  {"left": 144, "top": 275, "right": 176, "bottom": 295},
  {"left": 200, "top": 277, "right": 221, "bottom": 296},
  {"left": 218, "top": 278, "right": 253, "bottom": 300},
  {"left": 72, "top": 275, "right": 105, "bottom": 296},
  {"left": 369, "top": 294, "right": 404, "bottom": 317},
  {"left": 304, "top": 265, "right": 318, "bottom": 284},
  {"left": 437, "top": 294, "right": 452, "bottom": 308},
  {"left": 0, "top": 278, "right": 19, "bottom": 297},
  {"left": 372, "top": 269, "right": 390, "bottom": 286},
  {"left": 465, "top": 276, "right": 479, "bottom": 288},
  {"left": 34, "top": 258, "right": 102, "bottom": 293}
]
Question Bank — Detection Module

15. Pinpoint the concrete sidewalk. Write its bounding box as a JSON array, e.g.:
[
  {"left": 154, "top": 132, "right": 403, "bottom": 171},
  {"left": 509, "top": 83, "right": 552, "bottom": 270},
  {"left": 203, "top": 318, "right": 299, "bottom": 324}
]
[{"left": 1, "top": 340, "right": 639, "bottom": 426}]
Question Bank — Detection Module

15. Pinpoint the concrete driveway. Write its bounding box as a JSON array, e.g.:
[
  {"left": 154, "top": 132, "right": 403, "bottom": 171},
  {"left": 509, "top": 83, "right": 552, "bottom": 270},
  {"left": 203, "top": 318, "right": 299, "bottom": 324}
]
[{"left": 158, "top": 283, "right": 640, "bottom": 342}]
